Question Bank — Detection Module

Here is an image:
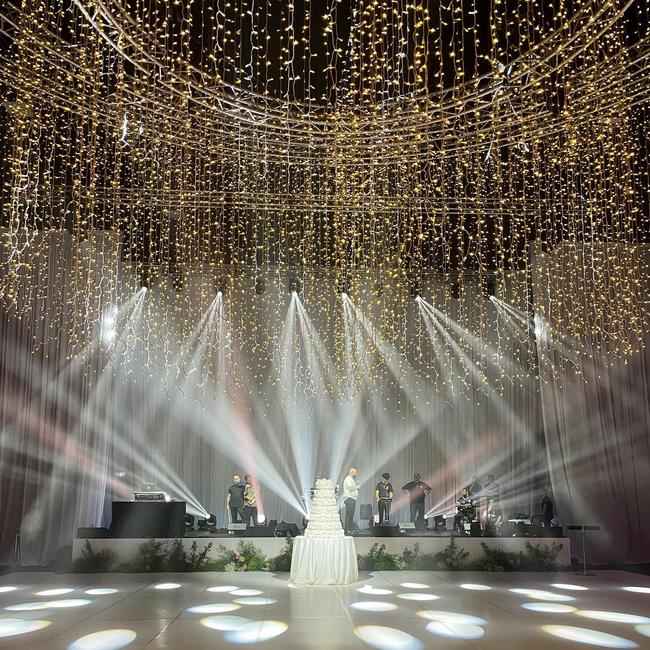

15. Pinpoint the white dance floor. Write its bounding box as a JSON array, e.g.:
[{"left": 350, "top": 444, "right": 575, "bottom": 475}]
[{"left": 0, "top": 570, "right": 649, "bottom": 649}]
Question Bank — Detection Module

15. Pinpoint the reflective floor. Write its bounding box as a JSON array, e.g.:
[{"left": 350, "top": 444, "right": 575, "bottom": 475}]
[{"left": 1, "top": 570, "right": 649, "bottom": 649}]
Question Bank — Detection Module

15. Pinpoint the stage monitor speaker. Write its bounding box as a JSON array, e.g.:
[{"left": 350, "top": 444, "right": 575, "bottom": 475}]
[
  {"left": 245, "top": 526, "right": 275, "bottom": 537},
  {"left": 359, "top": 504, "right": 373, "bottom": 520},
  {"left": 375, "top": 523, "right": 399, "bottom": 537},
  {"left": 109, "top": 501, "right": 186, "bottom": 538},
  {"left": 470, "top": 522, "right": 482, "bottom": 537},
  {"left": 77, "top": 527, "right": 109, "bottom": 539},
  {"left": 275, "top": 522, "right": 300, "bottom": 538},
  {"left": 228, "top": 523, "right": 247, "bottom": 534},
  {"left": 398, "top": 522, "right": 417, "bottom": 536}
]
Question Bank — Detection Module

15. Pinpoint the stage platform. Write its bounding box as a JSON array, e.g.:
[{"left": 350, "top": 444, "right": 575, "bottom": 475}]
[{"left": 72, "top": 534, "right": 571, "bottom": 566}]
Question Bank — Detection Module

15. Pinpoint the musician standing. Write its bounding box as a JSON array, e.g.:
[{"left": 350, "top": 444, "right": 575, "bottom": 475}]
[
  {"left": 227, "top": 474, "right": 246, "bottom": 523},
  {"left": 243, "top": 474, "right": 259, "bottom": 527},
  {"left": 375, "top": 473, "right": 393, "bottom": 525},
  {"left": 342, "top": 467, "right": 360, "bottom": 535},
  {"left": 401, "top": 473, "right": 431, "bottom": 531}
]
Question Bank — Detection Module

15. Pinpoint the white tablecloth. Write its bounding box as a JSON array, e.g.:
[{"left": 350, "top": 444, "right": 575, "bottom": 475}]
[{"left": 289, "top": 536, "right": 359, "bottom": 585}]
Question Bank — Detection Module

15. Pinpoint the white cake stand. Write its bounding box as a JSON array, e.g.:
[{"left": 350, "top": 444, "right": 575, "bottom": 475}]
[{"left": 289, "top": 536, "right": 359, "bottom": 585}]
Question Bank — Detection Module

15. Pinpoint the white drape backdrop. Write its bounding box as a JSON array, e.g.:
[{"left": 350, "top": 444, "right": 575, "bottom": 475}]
[
  {"left": 534, "top": 244, "right": 650, "bottom": 564},
  {"left": 1, "top": 231, "right": 548, "bottom": 565},
  {"left": 6, "top": 234, "right": 649, "bottom": 566}
]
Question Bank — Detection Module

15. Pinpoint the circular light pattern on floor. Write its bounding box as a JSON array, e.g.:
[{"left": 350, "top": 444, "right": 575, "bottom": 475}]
[
  {"left": 224, "top": 620, "right": 288, "bottom": 643},
  {"left": 200, "top": 616, "right": 252, "bottom": 631},
  {"left": 350, "top": 601, "right": 398, "bottom": 612},
  {"left": 416, "top": 611, "right": 487, "bottom": 625},
  {"left": 354, "top": 625, "right": 423, "bottom": 650},
  {"left": 233, "top": 597, "right": 277, "bottom": 606},
  {"left": 36, "top": 588, "right": 74, "bottom": 596},
  {"left": 85, "top": 589, "right": 119, "bottom": 596},
  {"left": 622, "top": 587, "right": 650, "bottom": 594},
  {"left": 0, "top": 619, "right": 51, "bottom": 638},
  {"left": 51, "top": 599, "right": 94, "bottom": 609},
  {"left": 207, "top": 586, "right": 237, "bottom": 593},
  {"left": 552, "top": 584, "right": 589, "bottom": 591},
  {"left": 400, "top": 583, "right": 429, "bottom": 589},
  {"left": 68, "top": 629, "right": 137, "bottom": 650},
  {"left": 187, "top": 603, "right": 241, "bottom": 614},
  {"left": 358, "top": 586, "right": 393, "bottom": 596},
  {"left": 398, "top": 593, "right": 440, "bottom": 601},
  {"left": 575, "top": 611, "right": 650, "bottom": 624},
  {"left": 6, "top": 599, "right": 92, "bottom": 611},
  {"left": 635, "top": 625, "right": 650, "bottom": 638},
  {"left": 230, "top": 589, "right": 263, "bottom": 596},
  {"left": 459, "top": 584, "right": 491, "bottom": 591},
  {"left": 0, "top": 587, "right": 18, "bottom": 593},
  {"left": 509, "top": 588, "right": 575, "bottom": 602},
  {"left": 425, "top": 621, "right": 485, "bottom": 640},
  {"left": 154, "top": 583, "right": 181, "bottom": 590},
  {"left": 542, "top": 625, "right": 638, "bottom": 648},
  {"left": 522, "top": 603, "right": 578, "bottom": 613}
]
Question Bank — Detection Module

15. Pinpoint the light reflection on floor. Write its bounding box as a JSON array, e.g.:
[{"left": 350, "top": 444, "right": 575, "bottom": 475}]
[
  {"left": 67, "top": 629, "right": 137, "bottom": 650},
  {"left": 0, "top": 570, "right": 648, "bottom": 648}
]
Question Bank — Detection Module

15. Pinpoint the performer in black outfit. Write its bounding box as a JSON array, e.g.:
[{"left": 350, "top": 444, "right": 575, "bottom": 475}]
[
  {"left": 375, "top": 473, "right": 394, "bottom": 524},
  {"left": 227, "top": 474, "right": 246, "bottom": 523},
  {"left": 540, "top": 489, "right": 554, "bottom": 526},
  {"left": 401, "top": 473, "right": 431, "bottom": 530}
]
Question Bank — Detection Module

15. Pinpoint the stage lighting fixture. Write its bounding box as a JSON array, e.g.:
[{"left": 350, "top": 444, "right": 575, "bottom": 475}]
[
  {"left": 172, "top": 273, "right": 184, "bottom": 292},
  {"left": 254, "top": 276, "right": 266, "bottom": 295},
  {"left": 409, "top": 280, "right": 421, "bottom": 298},
  {"left": 214, "top": 281, "right": 226, "bottom": 296},
  {"left": 336, "top": 278, "right": 349, "bottom": 295},
  {"left": 482, "top": 276, "right": 497, "bottom": 298},
  {"left": 433, "top": 515, "right": 446, "bottom": 531},
  {"left": 137, "top": 267, "right": 150, "bottom": 290},
  {"left": 197, "top": 513, "right": 217, "bottom": 531},
  {"left": 185, "top": 514, "right": 195, "bottom": 531},
  {"left": 287, "top": 276, "right": 302, "bottom": 294}
]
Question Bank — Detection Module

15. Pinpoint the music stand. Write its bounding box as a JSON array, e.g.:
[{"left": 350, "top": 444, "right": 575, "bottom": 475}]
[{"left": 568, "top": 525, "right": 600, "bottom": 576}]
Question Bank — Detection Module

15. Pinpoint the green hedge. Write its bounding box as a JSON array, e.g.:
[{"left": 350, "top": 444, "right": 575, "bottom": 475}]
[{"left": 74, "top": 537, "right": 566, "bottom": 573}]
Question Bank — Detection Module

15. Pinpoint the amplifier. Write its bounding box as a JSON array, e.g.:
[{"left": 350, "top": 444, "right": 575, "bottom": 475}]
[{"left": 134, "top": 492, "right": 167, "bottom": 501}]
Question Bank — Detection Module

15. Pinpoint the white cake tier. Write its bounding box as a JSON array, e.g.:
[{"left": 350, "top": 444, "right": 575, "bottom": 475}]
[
  {"left": 305, "top": 522, "right": 344, "bottom": 537},
  {"left": 310, "top": 505, "right": 340, "bottom": 515},
  {"left": 311, "top": 497, "right": 336, "bottom": 508},
  {"left": 306, "top": 478, "right": 344, "bottom": 537},
  {"left": 309, "top": 512, "right": 341, "bottom": 523}
]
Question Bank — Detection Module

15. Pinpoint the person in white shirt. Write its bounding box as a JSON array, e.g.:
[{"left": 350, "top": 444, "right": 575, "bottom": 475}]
[{"left": 342, "top": 467, "right": 360, "bottom": 534}]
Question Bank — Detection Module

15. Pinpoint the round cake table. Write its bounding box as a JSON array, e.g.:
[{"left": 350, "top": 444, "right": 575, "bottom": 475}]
[{"left": 289, "top": 536, "right": 359, "bottom": 585}]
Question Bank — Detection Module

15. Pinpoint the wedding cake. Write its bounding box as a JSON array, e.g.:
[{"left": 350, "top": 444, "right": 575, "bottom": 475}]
[{"left": 304, "top": 478, "right": 345, "bottom": 538}]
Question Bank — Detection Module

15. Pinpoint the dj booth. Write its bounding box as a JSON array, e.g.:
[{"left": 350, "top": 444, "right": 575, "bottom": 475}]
[{"left": 108, "top": 501, "right": 186, "bottom": 538}]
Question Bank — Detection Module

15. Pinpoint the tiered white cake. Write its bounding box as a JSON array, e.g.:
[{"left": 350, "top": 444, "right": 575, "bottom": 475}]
[{"left": 304, "top": 478, "right": 345, "bottom": 538}]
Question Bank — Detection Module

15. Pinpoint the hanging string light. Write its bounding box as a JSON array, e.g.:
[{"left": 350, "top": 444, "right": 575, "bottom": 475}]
[{"left": 0, "top": 0, "right": 648, "bottom": 402}]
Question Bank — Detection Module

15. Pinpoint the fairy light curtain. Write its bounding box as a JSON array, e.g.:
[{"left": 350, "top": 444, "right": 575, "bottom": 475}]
[{"left": 1, "top": 0, "right": 648, "bottom": 396}]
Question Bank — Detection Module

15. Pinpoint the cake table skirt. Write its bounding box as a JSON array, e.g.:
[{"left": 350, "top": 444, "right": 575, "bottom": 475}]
[{"left": 289, "top": 536, "right": 359, "bottom": 585}]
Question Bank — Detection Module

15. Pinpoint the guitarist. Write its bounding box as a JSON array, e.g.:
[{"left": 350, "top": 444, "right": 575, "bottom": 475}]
[{"left": 243, "top": 474, "right": 260, "bottom": 527}]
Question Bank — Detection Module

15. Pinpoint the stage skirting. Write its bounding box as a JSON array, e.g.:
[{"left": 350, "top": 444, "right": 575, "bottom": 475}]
[{"left": 72, "top": 535, "right": 571, "bottom": 567}]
